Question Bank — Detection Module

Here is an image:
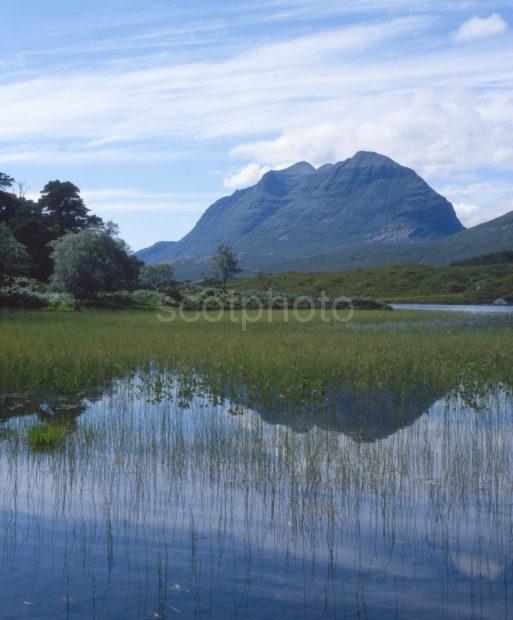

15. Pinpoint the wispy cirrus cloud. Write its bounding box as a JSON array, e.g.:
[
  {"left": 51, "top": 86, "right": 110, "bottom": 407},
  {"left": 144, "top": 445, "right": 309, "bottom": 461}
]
[
  {"left": 24, "top": 187, "right": 215, "bottom": 215},
  {"left": 0, "top": 17, "right": 430, "bottom": 146},
  {"left": 1, "top": 0, "right": 513, "bottom": 244},
  {"left": 2, "top": 15, "right": 511, "bottom": 150},
  {"left": 81, "top": 188, "right": 215, "bottom": 214}
]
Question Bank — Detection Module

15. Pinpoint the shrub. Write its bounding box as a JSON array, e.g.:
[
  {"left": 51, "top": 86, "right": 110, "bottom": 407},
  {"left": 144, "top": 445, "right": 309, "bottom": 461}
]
[
  {"left": 82, "top": 289, "right": 178, "bottom": 310},
  {"left": 447, "top": 281, "right": 465, "bottom": 293},
  {"left": 0, "top": 283, "right": 76, "bottom": 309}
]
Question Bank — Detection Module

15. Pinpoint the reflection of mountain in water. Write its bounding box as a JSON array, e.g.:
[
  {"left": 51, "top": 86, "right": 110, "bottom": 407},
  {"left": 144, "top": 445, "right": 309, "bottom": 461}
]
[
  {"left": 236, "top": 388, "right": 441, "bottom": 442},
  {"left": 1, "top": 378, "right": 442, "bottom": 444}
]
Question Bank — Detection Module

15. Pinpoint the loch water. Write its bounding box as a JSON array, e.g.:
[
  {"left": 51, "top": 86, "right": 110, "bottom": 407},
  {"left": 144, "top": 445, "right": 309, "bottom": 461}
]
[{"left": 1, "top": 376, "right": 512, "bottom": 619}]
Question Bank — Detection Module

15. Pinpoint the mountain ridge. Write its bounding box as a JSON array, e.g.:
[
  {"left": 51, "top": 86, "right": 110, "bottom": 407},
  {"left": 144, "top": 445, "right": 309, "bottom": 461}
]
[{"left": 136, "top": 151, "right": 511, "bottom": 278}]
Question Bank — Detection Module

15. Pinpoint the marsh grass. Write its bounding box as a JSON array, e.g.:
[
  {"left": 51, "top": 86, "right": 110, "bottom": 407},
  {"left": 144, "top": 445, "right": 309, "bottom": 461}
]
[
  {"left": 1, "top": 309, "right": 513, "bottom": 407},
  {"left": 26, "top": 422, "right": 68, "bottom": 451},
  {"left": 2, "top": 306, "right": 513, "bottom": 616}
]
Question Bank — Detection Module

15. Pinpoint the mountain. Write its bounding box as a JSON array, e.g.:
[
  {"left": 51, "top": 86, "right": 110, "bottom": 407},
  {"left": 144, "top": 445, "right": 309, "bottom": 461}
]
[
  {"left": 137, "top": 151, "right": 511, "bottom": 278},
  {"left": 264, "top": 209, "right": 513, "bottom": 274}
]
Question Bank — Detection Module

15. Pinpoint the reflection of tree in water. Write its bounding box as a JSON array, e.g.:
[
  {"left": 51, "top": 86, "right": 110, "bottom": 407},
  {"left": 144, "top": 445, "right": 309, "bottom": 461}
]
[
  {"left": 0, "top": 388, "right": 106, "bottom": 436},
  {"left": 231, "top": 387, "right": 442, "bottom": 442}
]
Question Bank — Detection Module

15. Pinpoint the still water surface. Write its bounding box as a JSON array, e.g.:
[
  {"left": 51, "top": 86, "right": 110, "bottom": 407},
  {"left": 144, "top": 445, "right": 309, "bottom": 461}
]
[
  {"left": 392, "top": 303, "right": 513, "bottom": 314},
  {"left": 1, "top": 377, "right": 512, "bottom": 619}
]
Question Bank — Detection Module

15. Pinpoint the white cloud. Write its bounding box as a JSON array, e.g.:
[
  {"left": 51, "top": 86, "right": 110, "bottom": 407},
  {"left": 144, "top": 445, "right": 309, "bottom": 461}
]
[
  {"left": 3, "top": 13, "right": 510, "bottom": 181},
  {"left": 453, "top": 202, "right": 480, "bottom": 224},
  {"left": 229, "top": 89, "right": 513, "bottom": 179},
  {"left": 441, "top": 180, "right": 513, "bottom": 226},
  {"left": 223, "top": 163, "right": 270, "bottom": 189},
  {"left": 0, "top": 17, "right": 428, "bottom": 149},
  {"left": 81, "top": 188, "right": 216, "bottom": 214},
  {"left": 452, "top": 553, "right": 504, "bottom": 580},
  {"left": 454, "top": 13, "right": 508, "bottom": 42},
  {"left": 1, "top": 8, "right": 513, "bottom": 226}
]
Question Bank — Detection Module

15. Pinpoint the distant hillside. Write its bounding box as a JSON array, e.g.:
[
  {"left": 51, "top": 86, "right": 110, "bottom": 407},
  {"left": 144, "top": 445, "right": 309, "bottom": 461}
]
[
  {"left": 251, "top": 209, "right": 513, "bottom": 274},
  {"left": 136, "top": 240, "right": 177, "bottom": 264},
  {"left": 452, "top": 250, "right": 513, "bottom": 267},
  {"left": 138, "top": 151, "right": 468, "bottom": 277},
  {"left": 232, "top": 263, "right": 513, "bottom": 305}
]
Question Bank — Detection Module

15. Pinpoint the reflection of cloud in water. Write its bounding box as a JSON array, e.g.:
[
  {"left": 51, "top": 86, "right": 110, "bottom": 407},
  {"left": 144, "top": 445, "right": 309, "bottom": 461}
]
[
  {"left": 0, "top": 376, "right": 511, "bottom": 618},
  {"left": 452, "top": 553, "right": 504, "bottom": 581}
]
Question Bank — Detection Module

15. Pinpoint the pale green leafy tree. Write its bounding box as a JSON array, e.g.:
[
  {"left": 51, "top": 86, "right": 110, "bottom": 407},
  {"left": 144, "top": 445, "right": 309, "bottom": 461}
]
[
  {"left": 50, "top": 225, "right": 142, "bottom": 298},
  {"left": 206, "top": 245, "right": 241, "bottom": 291},
  {"left": 139, "top": 263, "right": 176, "bottom": 291}
]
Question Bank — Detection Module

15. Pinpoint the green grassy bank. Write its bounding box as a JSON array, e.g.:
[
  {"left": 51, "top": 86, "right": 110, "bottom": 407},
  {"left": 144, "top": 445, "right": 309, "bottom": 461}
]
[{"left": 232, "top": 263, "right": 513, "bottom": 304}]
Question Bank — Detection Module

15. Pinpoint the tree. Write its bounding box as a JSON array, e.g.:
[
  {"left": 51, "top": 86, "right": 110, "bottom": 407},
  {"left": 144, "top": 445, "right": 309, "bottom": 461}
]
[
  {"left": 0, "top": 171, "right": 15, "bottom": 191},
  {"left": 255, "top": 268, "right": 272, "bottom": 289},
  {"left": 207, "top": 245, "right": 241, "bottom": 291},
  {"left": 0, "top": 223, "right": 29, "bottom": 282},
  {"left": 16, "top": 181, "right": 28, "bottom": 198},
  {"left": 39, "top": 180, "right": 102, "bottom": 237},
  {"left": 0, "top": 186, "right": 22, "bottom": 223},
  {"left": 0, "top": 179, "right": 54, "bottom": 280},
  {"left": 50, "top": 225, "right": 142, "bottom": 298},
  {"left": 7, "top": 197, "right": 54, "bottom": 281},
  {"left": 139, "top": 263, "right": 176, "bottom": 291}
]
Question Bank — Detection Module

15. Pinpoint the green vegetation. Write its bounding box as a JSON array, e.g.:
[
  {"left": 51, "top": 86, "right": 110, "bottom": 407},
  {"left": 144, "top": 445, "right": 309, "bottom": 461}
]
[
  {"left": 234, "top": 263, "right": 513, "bottom": 304},
  {"left": 39, "top": 179, "right": 103, "bottom": 237},
  {"left": 203, "top": 244, "right": 241, "bottom": 291},
  {"left": 50, "top": 224, "right": 141, "bottom": 298},
  {"left": 451, "top": 249, "right": 513, "bottom": 266},
  {"left": 26, "top": 422, "right": 68, "bottom": 451},
  {"left": 139, "top": 262, "right": 177, "bottom": 292},
  {"left": 0, "top": 175, "right": 105, "bottom": 282},
  {"left": 0, "top": 223, "right": 30, "bottom": 280},
  {"left": 0, "top": 168, "right": 250, "bottom": 309},
  {"left": 1, "top": 310, "right": 512, "bottom": 404}
]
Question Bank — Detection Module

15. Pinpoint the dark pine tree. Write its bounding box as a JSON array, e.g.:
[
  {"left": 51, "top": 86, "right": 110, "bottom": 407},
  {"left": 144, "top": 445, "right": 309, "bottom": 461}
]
[{"left": 39, "top": 180, "right": 102, "bottom": 237}]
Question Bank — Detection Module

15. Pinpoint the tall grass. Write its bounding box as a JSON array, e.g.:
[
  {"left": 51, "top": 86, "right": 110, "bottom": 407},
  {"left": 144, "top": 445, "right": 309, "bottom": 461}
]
[{"left": 1, "top": 309, "right": 513, "bottom": 403}]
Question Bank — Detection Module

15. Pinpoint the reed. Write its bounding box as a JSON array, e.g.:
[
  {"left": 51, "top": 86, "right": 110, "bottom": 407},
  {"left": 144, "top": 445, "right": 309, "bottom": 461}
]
[
  {"left": 0, "top": 376, "right": 510, "bottom": 617},
  {"left": 1, "top": 309, "right": 512, "bottom": 403}
]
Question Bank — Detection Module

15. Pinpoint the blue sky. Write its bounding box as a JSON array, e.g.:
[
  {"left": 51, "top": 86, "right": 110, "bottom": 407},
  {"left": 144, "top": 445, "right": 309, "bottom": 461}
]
[{"left": 1, "top": 0, "right": 513, "bottom": 251}]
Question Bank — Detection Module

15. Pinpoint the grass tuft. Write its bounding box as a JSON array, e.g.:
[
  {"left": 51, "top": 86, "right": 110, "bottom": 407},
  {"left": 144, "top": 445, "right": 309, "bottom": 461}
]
[{"left": 26, "top": 423, "right": 68, "bottom": 451}]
